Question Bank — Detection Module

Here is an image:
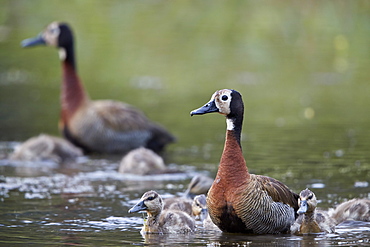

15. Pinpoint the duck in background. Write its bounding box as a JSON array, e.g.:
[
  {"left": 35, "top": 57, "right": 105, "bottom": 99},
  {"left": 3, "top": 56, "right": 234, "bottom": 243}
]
[
  {"left": 190, "top": 89, "right": 299, "bottom": 234},
  {"left": 128, "top": 190, "right": 195, "bottom": 234},
  {"left": 290, "top": 188, "right": 336, "bottom": 234},
  {"left": 21, "top": 22, "right": 175, "bottom": 154},
  {"left": 329, "top": 197, "right": 370, "bottom": 224},
  {"left": 10, "top": 134, "right": 82, "bottom": 163},
  {"left": 184, "top": 175, "right": 214, "bottom": 199}
]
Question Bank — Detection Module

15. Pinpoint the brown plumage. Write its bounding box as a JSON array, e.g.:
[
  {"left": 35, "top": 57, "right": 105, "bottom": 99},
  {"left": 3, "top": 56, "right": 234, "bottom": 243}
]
[
  {"left": 291, "top": 189, "right": 336, "bottom": 234},
  {"left": 190, "top": 89, "right": 299, "bottom": 234},
  {"left": 10, "top": 134, "right": 82, "bottom": 163},
  {"left": 128, "top": 190, "right": 195, "bottom": 234},
  {"left": 21, "top": 22, "right": 175, "bottom": 154},
  {"left": 329, "top": 198, "right": 370, "bottom": 224}
]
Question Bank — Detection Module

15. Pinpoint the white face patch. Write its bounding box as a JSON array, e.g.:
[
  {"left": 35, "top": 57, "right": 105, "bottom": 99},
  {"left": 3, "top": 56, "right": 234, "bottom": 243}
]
[
  {"left": 226, "top": 118, "right": 234, "bottom": 130},
  {"left": 214, "top": 89, "right": 232, "bottom": 115},
  {"left": 43, "top": 22, "right": 60, "bottom": 47}
]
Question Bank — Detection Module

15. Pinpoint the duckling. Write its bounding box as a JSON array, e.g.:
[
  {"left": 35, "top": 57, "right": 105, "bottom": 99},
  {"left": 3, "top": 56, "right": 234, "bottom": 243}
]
[
  {"left": 192, "top": 194, "right": 221, "bottom": 231},
  {"left": 329, "top": 198, "right": 370, "bottom": 224},
  {"left": 10, "top": 134, "right": 82, "bottom": 163},
  {"left": 119, "top": 147, "right": 166, "bottom": 175},
  {"left": 192, "top": 194, "right": 208, "bottom": 221},
  {"left": 162, "top": 175, "right": 213, "bottom": 215},
  {"left": 163, "top": 196, "right": 193, "bottom": 216},
  {"left": 291, "top": 189, "right": 336, "bottom": 234},
  {"left": 184, "top": 175, "right": 214, "bottom": 199},
  {"left": 21, "top": 22, "right": 175, "bottom": 154},
  {"left": 128, "top": 190, "right": 196, "bottom": 234},
  {"left": 190, "top": 89, "right": 299, "bottom": 234}
]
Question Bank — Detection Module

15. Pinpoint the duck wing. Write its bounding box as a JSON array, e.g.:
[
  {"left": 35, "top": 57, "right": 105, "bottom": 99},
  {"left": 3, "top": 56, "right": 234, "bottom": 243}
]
[
  {"left": 254, "top": 175, "right": 299, "bottom": 211},
  {"left": 93, "top": 100, "right": 152, "bottom": 131}
]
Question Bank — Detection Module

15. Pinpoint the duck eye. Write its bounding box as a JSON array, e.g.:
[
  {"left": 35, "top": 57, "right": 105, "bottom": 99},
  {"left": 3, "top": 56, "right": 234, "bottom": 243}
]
[
  {"left": 221, "top": 95, "right": 228, "bottom": 101},
  {"left": 308, "top": 195, "right": 313, "bottom": 200},
  {"left": 147, "top": 196, "right": 154, "bottom": 200}
]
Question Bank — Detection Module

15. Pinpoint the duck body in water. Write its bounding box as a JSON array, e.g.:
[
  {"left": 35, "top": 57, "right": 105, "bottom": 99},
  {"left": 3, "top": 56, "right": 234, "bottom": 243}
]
[{"left": 21, "top": 22, "right": 175, "bottom": 154}]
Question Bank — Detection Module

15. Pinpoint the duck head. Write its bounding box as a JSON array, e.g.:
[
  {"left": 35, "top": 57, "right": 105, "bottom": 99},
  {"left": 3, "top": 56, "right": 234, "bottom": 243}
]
[
  {"left": 297, "top": 189, "right": 318, "bottom": 215},
  {"left": 190, "top": 89, "right": 244, "bottom": 131},
  {"left": 21, "top": 22, "right": 73, "bottom": 49},
  {"left": 128, "top": 190, "right": 163, "bottom": 217}
]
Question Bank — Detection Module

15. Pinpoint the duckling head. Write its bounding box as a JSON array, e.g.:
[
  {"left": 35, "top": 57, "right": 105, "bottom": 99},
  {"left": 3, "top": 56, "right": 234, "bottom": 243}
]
[
  {"left": 192, "top": 194, "right": 208, "bottom": 221},
  {"left": 128, "top": 190, "right": 163, "bottom": 217},
  {"left": 297, "top": 189, "right": 318, "bottom": 215}
]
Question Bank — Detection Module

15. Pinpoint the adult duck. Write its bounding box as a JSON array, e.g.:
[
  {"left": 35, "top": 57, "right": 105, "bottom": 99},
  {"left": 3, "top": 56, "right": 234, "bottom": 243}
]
[
  {"left": 21, "top": 22, "right": 175, "bottom": 154},
  {"left": 290, "top": 189, "right": 336, "bottom": 234},
  {"left": 190, "top": 89, "right": 299, "bottom": 234},
  {"left": 128, "top": 190, "right": 195, "bottom": 234}
]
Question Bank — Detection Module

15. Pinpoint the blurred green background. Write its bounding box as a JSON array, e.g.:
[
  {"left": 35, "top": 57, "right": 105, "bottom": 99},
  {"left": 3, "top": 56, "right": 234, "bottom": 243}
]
[{"left": 1, "top": 1, "right": 370, "bottom": 190}]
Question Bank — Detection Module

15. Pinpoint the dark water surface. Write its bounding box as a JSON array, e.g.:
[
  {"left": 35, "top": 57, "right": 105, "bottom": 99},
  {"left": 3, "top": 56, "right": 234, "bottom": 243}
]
[{"left": 1, "top": 1, "right": 370, "bottom": 246}]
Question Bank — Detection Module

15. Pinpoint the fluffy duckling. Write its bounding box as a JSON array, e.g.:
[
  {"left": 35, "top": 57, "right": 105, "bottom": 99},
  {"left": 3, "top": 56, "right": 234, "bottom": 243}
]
[
  {"left": 191, "top": 89, "right": 299, "bottom": 234},
  {"left": 329, "top": 198, "right": 370, "bottom": 224},
  {"left": 291, "top": 189, "right": 336, "bottom": 234},
  {"left": 192, "top": 194, "right": 208, "bottom": 221},
  {"left": 22, "top": 22, "right": 175, "bottom": 154},
  {"left": 128, "top": 190, "right": 196, "bottom": 234},
  {"left": 118, "top": 147, "right": 167, "bottom": 175},
  {"left": 192, "top": 194, "right": 221, "bottom": 231},
  {"left": 162, "top": 175, "right": 213, "bottom": 215},
  {"left": 163, "top": 197, "right": 193, "bottom": 216},
  {"left": 184, "top": 175, "right": 214, "bottom": 199},
  {"left": 10, "top": 134, "right": 82, "bottom": 163}
]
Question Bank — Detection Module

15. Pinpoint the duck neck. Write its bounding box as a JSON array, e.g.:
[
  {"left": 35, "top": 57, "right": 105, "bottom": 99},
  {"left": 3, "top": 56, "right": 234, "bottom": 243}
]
[
  {"left": 217, "top": 117, "right": 249, "bottom": 186},
  {"left": 146, "top": 212, "right": 160, "bottom": 227},
  {"left": 303, "top": 211, "right": 315, "bottom": 223},
  {"left": 60, "top": 44, "right": 89, "bottom": 122}
]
